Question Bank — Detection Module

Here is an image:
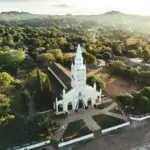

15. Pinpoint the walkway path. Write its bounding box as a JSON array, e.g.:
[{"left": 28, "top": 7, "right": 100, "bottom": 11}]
[
  {"left": 102, "top": 102, "right": 117, "bottom": 112},
  {"left": 53, "top": 100, "right": 127, "bottom": 142},
  {"left": 84, "top": 116, "right": 101, "bottom": 131},
  {"left": 56, "top": 107, "right": 102, "bottom": 125},
  {"left": 101, "top": 98, "right": 113, "bottom": 103},
  {"left": 52, "top": 125, "right": 67, "bottom": 141}
]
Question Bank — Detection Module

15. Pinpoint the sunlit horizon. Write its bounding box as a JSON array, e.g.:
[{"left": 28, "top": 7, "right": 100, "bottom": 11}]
[{"left": 1, "top": 0, "right": 150, "bottom": 16}]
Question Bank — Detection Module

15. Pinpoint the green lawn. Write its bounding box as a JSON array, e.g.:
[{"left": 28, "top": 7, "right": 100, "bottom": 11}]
[
  {"left": 52, "top": 113, "right": 68, "bottom": 120},
  {"left": 0, "top": 116, "right": 40, "bottom": 149},
  {"left": 93, "top": 114, "right": 124, "bottom": 130},
  {"left": 63, "top": 119, "right": 91, "bottom": 141},
  {"left": 97, "top": 101, "right": 113, "bottom": 109}
]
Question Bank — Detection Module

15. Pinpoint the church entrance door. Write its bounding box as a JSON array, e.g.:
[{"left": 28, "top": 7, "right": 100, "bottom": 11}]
[
  {"left": 78, "top": 99, "right": 84, "bottom": 109},
  {"left": 68, "top": 102, "right": 73, "bottom": 110}
]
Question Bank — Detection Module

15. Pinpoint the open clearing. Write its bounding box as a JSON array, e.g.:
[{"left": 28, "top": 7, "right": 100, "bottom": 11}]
[{"left": 88, "top": 68, "right": 139, "bottom": 97}]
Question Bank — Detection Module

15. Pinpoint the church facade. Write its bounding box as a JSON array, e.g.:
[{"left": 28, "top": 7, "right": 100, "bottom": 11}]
[{"left": 55, "top": 44, "right": 102, "bottom": 114}]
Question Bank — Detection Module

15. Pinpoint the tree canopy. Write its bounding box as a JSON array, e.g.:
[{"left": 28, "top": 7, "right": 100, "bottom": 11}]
[
  {"left": 0, "top": 50, "right": 25, "bottom": 65},
  {"left": 0, "top": 94, "right": 14, "bottom": 125},
  {"left": 27, "top": 68, "right": 53, "bottom": 111},
  {"left": 87, "top": 75, "right": 105, "bottom": 90},
  {"left": 0, "top": 72, "right": 20, "bottom": 91},
  {"left": 48, "top": 49, "right": 63, "bottom": 63},
  {"left": 117, "top": 87, "right": 150, "bottom": 114},
  {"left": 27, "top": 68, "right": 47, "bottom": 91},
  {"left": 36, "top": 53, "right": 55, "bottom": 67}
]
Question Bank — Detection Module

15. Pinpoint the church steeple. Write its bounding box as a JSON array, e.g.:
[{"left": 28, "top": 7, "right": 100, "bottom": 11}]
[
  {"left": 71, "top": 44, "right": 86, "bottom": 90},
  {"left": 75, "top": 44, "right": 83, "bottom": 67},
  {"left": 76, "top": 44, "right": 82, "bottom": 58}
]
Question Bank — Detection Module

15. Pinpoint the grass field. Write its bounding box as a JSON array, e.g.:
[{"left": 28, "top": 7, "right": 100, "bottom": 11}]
[
  {"left": 63, "top": 119, "right": 91, "bottom": 141},
  {"left": 93, "top": 114, "right": 124, "bottom": 129}
]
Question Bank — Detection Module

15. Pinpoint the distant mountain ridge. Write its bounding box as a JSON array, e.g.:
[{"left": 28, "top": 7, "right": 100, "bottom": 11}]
[
  {"left": 1, "top": 11, "right": 150, "bottom": 33},
  {"left": 0, "top": 11, "right": 44, "bottom": 21},
  {"left": 103, "top": 11, "right": 124, "bottom": 15},
  {"left": 0, "top": 10, "right": 143, "bottom": 16},
  {"left": 1, "top": 11, "right": 31, "bottom": 15}
]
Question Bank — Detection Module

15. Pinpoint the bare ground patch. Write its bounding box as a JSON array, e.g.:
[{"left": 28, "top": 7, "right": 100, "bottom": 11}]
[{"left": 88, "top": 68, "right": 139, "bottom": 97}]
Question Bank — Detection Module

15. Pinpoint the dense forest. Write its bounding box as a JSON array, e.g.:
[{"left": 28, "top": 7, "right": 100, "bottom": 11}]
[{"left": 0, "top": 23, "right": 150, "bottom": 81}]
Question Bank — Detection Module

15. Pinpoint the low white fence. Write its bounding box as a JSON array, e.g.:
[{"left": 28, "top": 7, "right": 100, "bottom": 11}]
[
  {"left": 58, "top": 133, "right": 94, "bottom": 148},
  {"left": 129, "top": 114, "right": 150, "bottom": 121},
  {"left": 17, "top": 140, "right": 50, "bottom": 150},
  {"left": 101, "top": 122, "right": 130, "bottom": 134}
]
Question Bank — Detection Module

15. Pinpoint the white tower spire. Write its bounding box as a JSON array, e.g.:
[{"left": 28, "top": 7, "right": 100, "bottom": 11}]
[
  {"left": 75, "top": 44, "right": 83, "bottom": 66},
  {"left": 76, "top": 44, "right": 82, "bottom": 57},
  {"left": 71, "top": 44, "right": 86, "bottom": 90}
]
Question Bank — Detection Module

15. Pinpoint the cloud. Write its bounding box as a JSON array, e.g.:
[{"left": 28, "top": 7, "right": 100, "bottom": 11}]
[
  {"left": 53, "top": 4, "right": 71, "bottom": 8},
  {"left": 0, "top": 0, "right": 63, "bottom": 2}
]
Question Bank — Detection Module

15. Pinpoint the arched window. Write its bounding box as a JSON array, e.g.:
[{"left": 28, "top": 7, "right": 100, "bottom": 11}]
[
  {"left": 68, "top": 102, "right": 73, "bottom": 110},
  {"left": 58, "top": 104, "right": 63, "bottom": 112}
]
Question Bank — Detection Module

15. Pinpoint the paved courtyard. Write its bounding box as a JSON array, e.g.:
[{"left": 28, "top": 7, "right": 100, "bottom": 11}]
[{"left": 52, "top": 99, "right": 127, "bottom": 141}]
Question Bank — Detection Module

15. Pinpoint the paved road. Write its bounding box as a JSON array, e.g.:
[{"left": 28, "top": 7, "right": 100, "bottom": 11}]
[{"left": 74, "top": 120, "right": 150, "bottom": 150}]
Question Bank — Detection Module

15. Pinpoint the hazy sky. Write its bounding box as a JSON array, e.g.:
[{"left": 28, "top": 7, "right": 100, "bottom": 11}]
[{"left": 0, "top": 0, "right": 150, "bottom": 15}]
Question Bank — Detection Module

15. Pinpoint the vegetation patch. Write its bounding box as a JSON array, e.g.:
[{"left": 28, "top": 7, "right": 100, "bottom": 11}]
[
  {"left": 117, "top": 87, "right": 150, "bottom": 115},
  {"left": 62, "top": 119, "right": 91, "bottom": 141},
  {"left": 93, "top": 114, "right": 124, "bottom": 129},
  {"left": 109, "top": 60, "right": 150, "bottom": 86},
  {"left": 0, "top": 116, "right": 39, "bottom": 149},
  {"left": 109, "top": 107, "right": 123, "bottom": 115},
  {"left": 0, "top": 114, "right": 58, "bottom": 150},
  {"left": 87, "top": 74, "right": 105, "bottom": 91},
  {"left": 97, "top": 101, "right": 113, "bottom": 109},
  {"left": 52, "top": 113, "right": 68, "bottom": 120}
]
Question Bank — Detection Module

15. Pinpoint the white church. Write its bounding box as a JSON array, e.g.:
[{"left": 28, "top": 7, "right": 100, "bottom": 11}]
[{"left": 55, "top": 44, "right": 102, "bottom": 114}]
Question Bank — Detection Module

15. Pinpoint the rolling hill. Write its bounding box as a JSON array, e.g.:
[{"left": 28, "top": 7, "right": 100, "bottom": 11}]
[{"left": 1, "top": 11, "right": 150, "bottom": 32}]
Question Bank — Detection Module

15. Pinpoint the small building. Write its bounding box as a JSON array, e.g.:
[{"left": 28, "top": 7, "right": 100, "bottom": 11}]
[
  {"left": 97, "top": 59, "right": 106, "bottom": 67},
  {"left": 55, "top": 44, "right": 102, "bottom": 114},
  {"left": 129, "top": 58, "right": 143, "bottom": 64},
  {"left": 36, "top": 47, "right": 45, "bottom": 53}
]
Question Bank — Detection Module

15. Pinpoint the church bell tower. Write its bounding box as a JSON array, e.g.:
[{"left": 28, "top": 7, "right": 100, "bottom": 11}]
[{"left": 71, "top": 44, "right": 86, "bottom": 92}]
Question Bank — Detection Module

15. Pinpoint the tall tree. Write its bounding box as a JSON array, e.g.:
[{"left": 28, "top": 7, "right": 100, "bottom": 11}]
[
  {"left": 87, "top": 75, "right": 105, "bottom": 90},
  {"left": 44, "top": 75, "right": 52, "bottom": 92},
  {"left": 42, "top": 76, "right": 53, "bottom": 109},
  {"left": 27, "top": 68, "right": 46, "bottom": 91},
  {"left": 36, "top": 67, "right": 44, "bottom": 92}
]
